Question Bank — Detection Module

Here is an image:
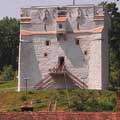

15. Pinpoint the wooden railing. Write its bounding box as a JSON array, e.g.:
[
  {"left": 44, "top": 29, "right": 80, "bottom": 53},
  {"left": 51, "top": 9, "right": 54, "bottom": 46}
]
[
  {"left": 66, "top": 69, "right": 88, "bottom": 89},
  {"left": 34, "top": 66, "right": 88, "bottom": 89}
]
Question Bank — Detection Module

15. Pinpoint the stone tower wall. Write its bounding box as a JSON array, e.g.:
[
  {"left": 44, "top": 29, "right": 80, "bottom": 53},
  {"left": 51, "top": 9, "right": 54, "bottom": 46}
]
[{"left": 18, "top": 4, "right": 109, "bottom": 91}]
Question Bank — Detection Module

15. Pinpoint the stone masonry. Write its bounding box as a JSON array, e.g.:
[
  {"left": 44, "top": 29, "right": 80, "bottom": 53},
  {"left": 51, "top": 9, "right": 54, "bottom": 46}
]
[
  {"left": 18, "top": 4, "right": 110, "bottom": 91},
  {"left": 0, "top": 112, "right": 120, "bottom": 120}
]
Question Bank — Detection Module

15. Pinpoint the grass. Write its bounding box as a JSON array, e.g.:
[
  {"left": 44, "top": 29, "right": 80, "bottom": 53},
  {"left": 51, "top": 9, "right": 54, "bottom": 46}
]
[
  {"left": 0, "top": 79, "right": 116, "bottom": 112},
  {"left": 0, "top": 89, "right": 116, "bottom": 112},
  {"left": 0, "top": 79, "right": 17, "bottom": 91}
]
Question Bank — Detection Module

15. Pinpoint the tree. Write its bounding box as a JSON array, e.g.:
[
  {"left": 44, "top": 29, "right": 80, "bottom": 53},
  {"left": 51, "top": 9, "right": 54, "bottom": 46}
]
[
  {"left": 2, "top": 65, "right": 14, "bottom": 81},
  {"left": 105, "top": 3, "right": 120, "bottom": 90},
  {"left": 0, "top": 17, "right": 19, "bottom": 71}
]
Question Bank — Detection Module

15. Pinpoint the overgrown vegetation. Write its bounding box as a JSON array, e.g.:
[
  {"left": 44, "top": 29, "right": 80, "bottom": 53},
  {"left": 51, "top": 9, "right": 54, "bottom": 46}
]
[
  {"left": 0, "top": 79, "right": 17, "bottom": 91},
  {"left": 0, "top": 90, "right": 116, "bottom": 112},
  {"left": 0, "top": 17, "right": 19, "bottom": 90},
  {"left": 105, "top": 3, "right": 120, "bottom": 90},
  {"left": 2, "top": 65, "right": 14, "bottom": 81}
]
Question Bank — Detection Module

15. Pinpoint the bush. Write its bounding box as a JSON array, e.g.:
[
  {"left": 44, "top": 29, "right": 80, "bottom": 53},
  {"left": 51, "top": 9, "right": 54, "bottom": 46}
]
[
  {"left": 20, "top": 95, "right": 27, "bottom": 101},
  {"left": 0, "top": 75, "right": 4, "bottom": 81},
  {"left": 2, "top": 65, "right": 14, "bottom": 81},
  {"left": 28, "top": 91, "right": 34, "bottom": 94},
  {"left": 36, "top": 102, "right": 46, "bottom": 108},
  {"left": 10, "top": 108, "right": 20, "bottom": 112}
]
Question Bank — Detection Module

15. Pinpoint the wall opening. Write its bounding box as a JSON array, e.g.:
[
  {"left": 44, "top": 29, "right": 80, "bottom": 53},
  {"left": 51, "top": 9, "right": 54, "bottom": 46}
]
[
  {"left": 84, "top": 51, "right": 88, "bottom": 55},
  {"left": 75, "top": 39, "right": 80, "bottom": 45},
  {"left": 45, "top": 40, "right": 50, "bottom": 46},
  {"left": 58, "top": 56, "right": 65, "bottom": 66},
  {"left": 59, "top": 24, "right": 63, "bottom": 29},
  {"left": 77, "top": 22, "right": 80, "bottom": 30},
  {"left": 44, "top": 53, "right": 48, "bottom": 57},
  {"left": 57, "top": 33, "right": 66, "bottom": 41}
]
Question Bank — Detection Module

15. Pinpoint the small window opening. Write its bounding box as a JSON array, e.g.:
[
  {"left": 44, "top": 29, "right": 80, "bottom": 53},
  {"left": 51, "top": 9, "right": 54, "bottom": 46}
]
[
  {"left": 84, "top": 51, "right": 88, "bottom": 55},
  {"left": 44, "top": 23, "right": 47, "bottom": 31},
  {"left": 45, "top": 40, "right": 50, "bottom": 46},
  {"left": 75, "top": 39, "right": 80, "bottom": 45},
  {"left": 44, "top": 53, "right": 48, "bottom": 57},
  {"left": 57, "top": 34, "right": 65, "bottom": 41},
  {"left": 58, "top": 56, "right": 65, "bottom": 66},
  {"left": 59, "top": 24, "right": 63, "bottom": 29}
]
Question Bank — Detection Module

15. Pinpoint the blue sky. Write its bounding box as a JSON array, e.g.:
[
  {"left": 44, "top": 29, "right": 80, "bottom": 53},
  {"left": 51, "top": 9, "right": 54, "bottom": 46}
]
[{"left": 0, "top": 0, "right": 119, "bottom": 18}]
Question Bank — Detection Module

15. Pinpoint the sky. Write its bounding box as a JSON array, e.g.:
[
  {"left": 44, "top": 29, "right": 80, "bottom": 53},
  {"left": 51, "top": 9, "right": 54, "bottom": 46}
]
[{"left": 0, "top": 0, "right": 119, "bottom": 18}]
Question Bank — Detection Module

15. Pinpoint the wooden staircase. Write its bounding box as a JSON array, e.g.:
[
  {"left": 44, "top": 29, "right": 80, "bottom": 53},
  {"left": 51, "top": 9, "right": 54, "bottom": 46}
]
[{"left": 34, "top": 67, "right": 88, "bottom": 90}]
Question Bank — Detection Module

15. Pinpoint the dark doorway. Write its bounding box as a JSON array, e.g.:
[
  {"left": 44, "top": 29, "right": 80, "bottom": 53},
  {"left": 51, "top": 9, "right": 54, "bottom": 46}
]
[{"left": 58, "top": 56, "right": 65, "bottom": 66}]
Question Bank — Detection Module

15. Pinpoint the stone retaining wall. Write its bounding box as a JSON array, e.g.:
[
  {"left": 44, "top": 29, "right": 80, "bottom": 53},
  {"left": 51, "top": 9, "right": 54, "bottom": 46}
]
[{"left": 0, "top": 112, "right": 119, "bottom": 120}]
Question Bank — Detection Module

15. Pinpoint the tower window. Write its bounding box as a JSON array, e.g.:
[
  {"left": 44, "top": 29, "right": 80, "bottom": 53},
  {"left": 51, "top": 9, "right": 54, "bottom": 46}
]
[
  {"left": 59, "top": 24, "right": 63, "bottom": 29},
  {"left": 84, "top": 51, "right": 88, "bottom": 55},
  {"left": 45, "top": 40, "right": 50, "bottom": 46},
  {"left": 44, "top": 53, "right": 48, "bottom": 57},
  {"left": 57, "top": 33, "right": 65, "bottom": 41},
  {"left": 75, "top": 39, "right": 80, "bottom": 45}
]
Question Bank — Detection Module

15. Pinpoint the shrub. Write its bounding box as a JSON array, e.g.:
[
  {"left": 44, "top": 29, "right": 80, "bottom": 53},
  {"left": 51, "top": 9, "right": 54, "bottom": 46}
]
[
  {"left": 2, "top": 65, "right": 14, "bottom": 81},
  {"left": 0, "top": 75, "right": 4, "bottom": 81},
  {"left": 20, "top": 95, "right": 27, "bottom": 101},
  {"left": 28, "top": 91, "right": 34, "bottom": 94},
  {"left": 36, "top": 102, "right": 46, "bottom": 108}
]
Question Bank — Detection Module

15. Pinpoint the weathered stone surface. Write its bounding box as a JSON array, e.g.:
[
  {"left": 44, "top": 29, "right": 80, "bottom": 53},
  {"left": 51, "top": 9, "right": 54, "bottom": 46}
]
[{"left": 18, "top": 4, "right": 110, "bottom": 91}]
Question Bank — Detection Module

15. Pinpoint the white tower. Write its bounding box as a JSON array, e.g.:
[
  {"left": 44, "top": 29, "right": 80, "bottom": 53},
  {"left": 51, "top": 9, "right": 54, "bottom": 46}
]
[{"left": 18, "top": 4, "right": 110, "bottom": 91}]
